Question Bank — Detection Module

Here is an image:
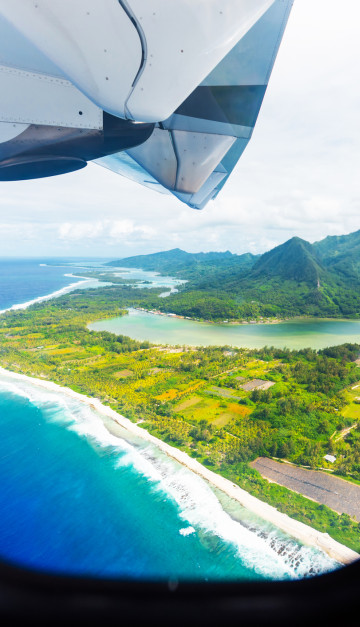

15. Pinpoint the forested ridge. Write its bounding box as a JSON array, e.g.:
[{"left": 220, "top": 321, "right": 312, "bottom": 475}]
[{"left": 107, "top": 229, "right": 360, "bottom": 320}]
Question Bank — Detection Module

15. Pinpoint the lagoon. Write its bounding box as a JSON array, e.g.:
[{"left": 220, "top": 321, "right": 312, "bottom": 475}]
[{"left": 89, "top": 309, "right": 360, "bottom": 350}]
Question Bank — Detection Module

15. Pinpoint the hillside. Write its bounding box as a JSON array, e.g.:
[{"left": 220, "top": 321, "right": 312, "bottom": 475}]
[
  {"left": 108, "top": 248, "right": 193, "bottom": 273},
  {"left": 314, "top": 229, "right": 360, "bottom": 281},
  {"left": 108, "top": 230, "right": 360, "bottom": 320},
  {"left": 250, "top": 237, "right": 324, "bottom": 284},
  {"left": 108, "top": 248, "right": 258, "bottom": 283}
]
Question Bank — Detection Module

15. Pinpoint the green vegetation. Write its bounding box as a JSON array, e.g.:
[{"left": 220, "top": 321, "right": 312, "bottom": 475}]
[
  {"left": 107, "top": 229, "right": 360, "bottom": 320},
  {"left": 1, "top": 284, "right": 360, "bottom": 551},
  {"left": 107, "top": 247, "right": 257, "bottom": 281},
  {"left": 221, "top": 464, "right": 360, "bottom": 552}
]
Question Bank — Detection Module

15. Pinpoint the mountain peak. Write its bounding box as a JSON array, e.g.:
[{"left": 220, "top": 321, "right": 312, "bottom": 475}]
[{"left": 251, "top": 237, "right": 323, "bottom": 284}]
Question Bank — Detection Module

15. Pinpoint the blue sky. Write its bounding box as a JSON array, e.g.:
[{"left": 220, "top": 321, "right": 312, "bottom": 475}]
[{"left": 1, "top": 0, "right": 359, "bottom": 258}]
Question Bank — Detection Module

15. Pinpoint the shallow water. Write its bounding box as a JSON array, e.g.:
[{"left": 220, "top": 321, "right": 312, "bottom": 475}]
[
  {"left": 89, "top": 308, "right": 360, "bottom": 350},
  {"left": 0, "top": 372, "right": 337, "bottom": 580}
]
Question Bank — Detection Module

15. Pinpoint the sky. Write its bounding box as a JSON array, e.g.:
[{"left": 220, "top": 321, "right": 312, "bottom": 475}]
[{"left": 0, "top": 0, "right": 360, "bottom": 258}]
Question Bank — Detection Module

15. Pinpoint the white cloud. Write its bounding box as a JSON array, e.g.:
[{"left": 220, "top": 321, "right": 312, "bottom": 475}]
[
  {"left": 0, "top": 0, "right": 360, "bottom": 257},
  {"left": 58, "top": 221, "right": 105, "bottom": 240}
]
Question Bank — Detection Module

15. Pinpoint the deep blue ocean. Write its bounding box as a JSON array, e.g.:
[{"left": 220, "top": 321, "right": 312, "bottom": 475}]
[
  {"left": 0, "top": 259, "right": 338, "bottom": 580},
  {"left": 0, "top": 258, "right": 110, "bottom": 312}
]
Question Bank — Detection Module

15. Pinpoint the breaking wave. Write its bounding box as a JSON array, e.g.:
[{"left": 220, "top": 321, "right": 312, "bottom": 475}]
[
  {"left": 0, "top": 372, "right": 339, "bottom": 580},
  {"left": 0, "top": 274, "right": 96, "bottom": 315}
]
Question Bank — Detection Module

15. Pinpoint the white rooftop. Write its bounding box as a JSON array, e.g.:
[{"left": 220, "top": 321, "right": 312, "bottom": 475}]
[{"left": 324, "top": 455, "right": 336, "bottom": 463}]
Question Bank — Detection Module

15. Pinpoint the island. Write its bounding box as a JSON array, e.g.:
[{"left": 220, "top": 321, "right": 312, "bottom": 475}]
[
  {"left": 1, "top": 274, "right": 360, "bottom": 560},
  {"left": 105, "top": 229, "right": 360, "bottom": 322}
]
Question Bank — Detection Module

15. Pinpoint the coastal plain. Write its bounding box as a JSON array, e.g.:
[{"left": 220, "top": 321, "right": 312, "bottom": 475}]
[
  {"left": 1, "top": 274, "right": 360, "bottom": 559},
  {"left": 0, "top": 366, "right": 356, "bottom": 566}
]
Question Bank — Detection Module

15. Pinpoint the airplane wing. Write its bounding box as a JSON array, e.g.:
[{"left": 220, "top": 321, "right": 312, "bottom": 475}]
[{"left": 0, "top": 0, "right": 293, "bottom": 209}]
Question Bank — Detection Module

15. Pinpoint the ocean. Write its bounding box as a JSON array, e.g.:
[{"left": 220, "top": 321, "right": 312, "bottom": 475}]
[
  {"left": 0, "top": 259, "right": 339, "bottom": 580},
  {"left": 0, "top": 258, "right": 109, "bottom": 312}
]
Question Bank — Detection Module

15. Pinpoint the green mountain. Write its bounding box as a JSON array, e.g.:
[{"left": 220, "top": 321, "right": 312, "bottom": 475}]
[
  {"left": 313, "top": 229, "right": 360, "bottom": 282},
  {"left": 108, "top": 248, "right": 192, "bottom": 273},
  {"left": 108, "top": 247, "right": 258, "bottom": 283},
  {"left": 250, "top": 237, "right": 324, "bottom": 284},
  {"left": 108, "top": 230, "right": 360, "bottom": 320}
]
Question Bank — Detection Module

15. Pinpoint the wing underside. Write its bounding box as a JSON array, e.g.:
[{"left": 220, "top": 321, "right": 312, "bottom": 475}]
[
  {"left": 0, "top": 0, "right": 293, "bottom": 209},
  {"left": 95, "top": 1, "right": 293, "bottom": 209}
]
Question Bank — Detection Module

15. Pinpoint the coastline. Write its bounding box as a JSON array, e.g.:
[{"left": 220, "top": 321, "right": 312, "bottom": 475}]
[
  {"left": 0, "top": 365, "right": 358, "bottom": 566},
  {"left": 132, "top": 306, "right": 286, "bottom": 325},
  {"left": 120, "top": 307, "right": 360, "bottom": 327},
  {"left": 0, "top": 274, "right": 96, "bottom": 315}
]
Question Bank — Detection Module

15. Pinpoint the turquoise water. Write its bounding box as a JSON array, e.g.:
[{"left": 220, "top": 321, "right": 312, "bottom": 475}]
[
  {"left": 105, "top": 265, "right": 186, "bottom": 297},
  {"left": 0, "top": 372, "right": 337, "bottom": 579},
  {"left": 90, "top": 308, "right": 360, "bottom": 350}
]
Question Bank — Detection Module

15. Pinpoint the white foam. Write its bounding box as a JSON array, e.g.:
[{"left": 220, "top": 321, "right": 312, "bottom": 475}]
[
  {"left": 179, "top": 527, "right": 196, "bottom": 536},
  {"left": 76, "top": 422, "right": 338, "bottom": 578},
  {"left": 0, "top": 371, "right": 340, "bottom": 579},
  {"left": 116, "top": 446, "right": 304, "bottom": 579},
  {"left": 0, "top": 274, "right": 96, "bottom": 315}
]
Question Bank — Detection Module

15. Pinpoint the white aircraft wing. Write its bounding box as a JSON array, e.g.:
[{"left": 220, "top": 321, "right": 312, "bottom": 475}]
[{"left": 0, "top": 0, "right": 293, "bottom": 209}]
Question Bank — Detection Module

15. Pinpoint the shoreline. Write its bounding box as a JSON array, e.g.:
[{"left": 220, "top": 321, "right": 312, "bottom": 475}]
[
  {"left": 123, "top": 307, "right": 360, "bottom": 327},
  {"left": 0, "top": 366, "right": 358, "bottom": 566},
  {"left": 132, "top": 306, "right": 287, "bottom": 325},
  {"left": 112, "top": 265, "right": 360, "bottom": 326},
  {"left": 0, "top": 274, "right": 96, "bottom": 315}
]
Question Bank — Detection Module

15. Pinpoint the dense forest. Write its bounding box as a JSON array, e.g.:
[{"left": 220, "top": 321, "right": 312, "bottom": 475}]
[
  {"left": 107, "top": 229, "right": 360, "bottom": 320},
  {"left": 1, "top": 285, "right": 360, "bottom": 550}
]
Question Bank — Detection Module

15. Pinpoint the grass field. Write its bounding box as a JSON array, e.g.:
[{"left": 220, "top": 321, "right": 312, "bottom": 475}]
[
  {"left": 46, "top": 347, "right": 82, "bottom": 356},
  {"left": 113, "top": 369, "right": 133, "bottom": 378},
  {"left": 342, "top": 383, "right": 360, "bottom": 421},
  {"left": 174, "top": 395, "right": 252, "bottom": 427},
  {"left": 231, "top": 359, "right": 280, "bottom": 380}
]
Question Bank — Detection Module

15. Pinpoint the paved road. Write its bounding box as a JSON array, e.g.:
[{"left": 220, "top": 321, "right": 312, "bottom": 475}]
[{"left": 251, "top": 457, "right": 360, "bottom": 521}]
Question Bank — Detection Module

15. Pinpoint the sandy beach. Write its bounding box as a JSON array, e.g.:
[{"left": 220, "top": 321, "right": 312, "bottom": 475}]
[
  {"left": 0, "top": 366, "right": 358, "bottom": 566},
  {"left": 0, "top": 274, "right": 94, "bottom": 315}
]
